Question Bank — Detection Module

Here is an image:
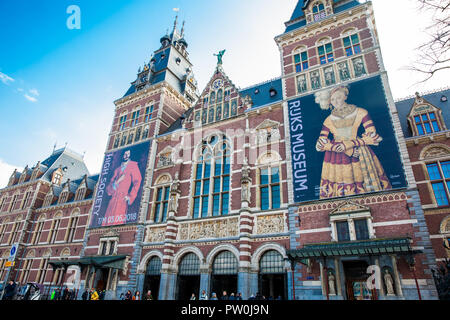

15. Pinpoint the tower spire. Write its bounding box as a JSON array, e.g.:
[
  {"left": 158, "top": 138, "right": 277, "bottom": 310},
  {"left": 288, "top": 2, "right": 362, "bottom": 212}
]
[{"left": 181, "top": 20, "right": 185, "bottom": 37}]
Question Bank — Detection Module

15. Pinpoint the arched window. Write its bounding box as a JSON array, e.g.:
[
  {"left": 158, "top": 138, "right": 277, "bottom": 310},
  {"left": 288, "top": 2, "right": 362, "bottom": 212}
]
[
  {"left": 43, "top": 191, "right": 54, "bottom": 207},
  {"left": 259, "top": 250, "right": 285, "bottom": 274},
  {"left": 146, "top": 257, "right": 162, "bottom": 276},
  {"left": 258, "top": 250, "right": 286, "bottom": 299},
  {"left": 48, "top": 214, "right": 62, "bottom": 244},
  {"left": 212, "top": 251, "right": 238, "bottom": 275},
  {"left": 179, "top": 253, "right": 200, "bottom": 276},
  {"left": 193, "top": 135, "right": 231, "bottom": 218},
  {"left": 144, "top": 256, "right": 162, "bottom": 300},
  {"left": 75, "top": 187, "right": 86, "bottom": 201}
]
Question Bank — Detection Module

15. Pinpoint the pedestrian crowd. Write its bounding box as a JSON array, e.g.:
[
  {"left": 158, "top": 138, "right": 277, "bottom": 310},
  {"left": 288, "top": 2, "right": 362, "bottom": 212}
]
[{"left": 188, "top": 290, "right": 283, "bottom": 300}]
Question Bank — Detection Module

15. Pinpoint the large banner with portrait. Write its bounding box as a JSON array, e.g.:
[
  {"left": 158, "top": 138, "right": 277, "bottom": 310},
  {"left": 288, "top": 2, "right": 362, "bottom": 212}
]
[
  {"left": 288, "top": 75, "right": 407, "bottom": 203},
  {"left": 90, "top": 141, "right": 150, "bottom": 228}
]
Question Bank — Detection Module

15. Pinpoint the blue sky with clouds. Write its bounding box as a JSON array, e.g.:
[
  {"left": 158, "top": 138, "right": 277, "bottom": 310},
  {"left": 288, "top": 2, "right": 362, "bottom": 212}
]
[{"left": 0, "top": 0, "right": 448, "bottom": 187}]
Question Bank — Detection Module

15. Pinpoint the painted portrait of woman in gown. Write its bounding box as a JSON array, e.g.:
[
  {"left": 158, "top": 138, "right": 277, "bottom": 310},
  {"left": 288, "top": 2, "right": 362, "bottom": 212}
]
[{"left": 315, "top": 85, "right": 392, "bottom": 199}]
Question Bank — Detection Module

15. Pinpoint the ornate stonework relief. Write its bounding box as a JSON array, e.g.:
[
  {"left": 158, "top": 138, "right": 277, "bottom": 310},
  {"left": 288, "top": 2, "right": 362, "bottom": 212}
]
[
  {"left": 145, "top": 226, "right": 166, "bottom": 243},
  {"left": 255, "top": 214, "right": 285, "bottom": 235},
  {"left": 177, "top": 217, "right": 239, "bottom": 241}
]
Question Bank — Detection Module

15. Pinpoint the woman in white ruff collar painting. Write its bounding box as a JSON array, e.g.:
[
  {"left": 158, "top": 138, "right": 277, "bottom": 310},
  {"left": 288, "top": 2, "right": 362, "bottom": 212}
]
[{"left": 315, "top": 85, "right": 391, "bottom": 199}]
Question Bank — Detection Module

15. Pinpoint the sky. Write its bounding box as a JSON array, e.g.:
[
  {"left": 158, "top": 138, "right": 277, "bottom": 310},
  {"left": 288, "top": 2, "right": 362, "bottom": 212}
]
[{"left": 0, "top": 0, "right": 449, "bottom": 187}]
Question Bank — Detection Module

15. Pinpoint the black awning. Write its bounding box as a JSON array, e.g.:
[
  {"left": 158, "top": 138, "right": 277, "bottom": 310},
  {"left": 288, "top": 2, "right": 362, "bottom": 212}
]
[
  {"left": 287, "top": 237, "right": 418, "bottom": 260},
  {"left": 49, "top": 255, "right": 128, "bottom": 270}
]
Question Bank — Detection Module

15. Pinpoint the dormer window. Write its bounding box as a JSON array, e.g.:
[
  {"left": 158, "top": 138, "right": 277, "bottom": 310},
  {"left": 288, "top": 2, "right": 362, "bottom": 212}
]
[
  {"left": 59, "top": 191, "right": 69, "bottom": 204},
  {"left": 269, "top": 88, "right": 277, "bottom": 97},
  {"left": 414, "top": 112, "right": 441, "bottom": 135},
  {"left": 313, "top": 3, "right": 326, "bottom": 21},
  {"left": 75, "top": 187, "right": 86, "bottom": 201},
  {"left": 52, "top": 172, "right": 62, "bottom": 185}
]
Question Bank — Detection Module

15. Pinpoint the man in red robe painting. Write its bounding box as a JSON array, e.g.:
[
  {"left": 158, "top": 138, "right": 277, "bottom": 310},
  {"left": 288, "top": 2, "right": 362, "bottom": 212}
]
[{"left": 103, "top": 149, "right": 142, "bottom": 226}]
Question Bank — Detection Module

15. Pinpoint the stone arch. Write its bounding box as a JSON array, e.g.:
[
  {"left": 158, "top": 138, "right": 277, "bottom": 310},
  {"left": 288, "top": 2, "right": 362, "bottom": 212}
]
[
  {"left": 42, "top": 248, "right": 52, "bottom": 258},
  {"left": 26, "top": 249, "right": 36, "bottom": 258},
  {"left": 251, "top": 243, "right": 288, "bottom": 272},
  {"left": 256, "top": 151, "right": 282, "bottom": 166},
  {"left": 419, "top": 143, "right": 450, "bottom": 160},
  {"left": 53, "top": 210, "right": 63, "bottom": 219},
  {"left": 137, "top": 250, "right": 164, "bottom": 274},
  {"left": 341, "top": 27, "right": 358, "bottom": 37},
  {"left": 205, "top": 244, "right": 240, "bottom": 267},
  {"left": 38, "top": 213, "right": 46, "bottom": 221},
  {"left": 70, "top": 208, "right": 81, "bottom": 217},
  {"left": 440, "top": 215, "right": 450, "bottom": 234},
  {"left": 61, "top": 247, "right": 70, "bottom": 257},
  {"left": 154, "top": 173, "right": 172, "bottom": 186}
]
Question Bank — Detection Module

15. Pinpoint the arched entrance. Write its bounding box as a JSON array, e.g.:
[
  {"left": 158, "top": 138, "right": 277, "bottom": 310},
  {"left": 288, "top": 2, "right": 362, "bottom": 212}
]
[
  {"left": 210, "top": 251, "right": 238, "bottom": 297},
  {"left": 176, "top": 253, "right": 201, "bottom": 300},
  {"left": 259, "top": 250, "right": 287, "bottom": 299},
  {"left": 144, "top": 256, "right": 162, "bottom": 300}
]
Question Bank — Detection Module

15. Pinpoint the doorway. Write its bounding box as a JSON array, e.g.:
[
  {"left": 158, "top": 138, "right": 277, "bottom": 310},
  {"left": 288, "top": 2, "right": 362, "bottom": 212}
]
[
  {"left": 177, "top": 275, "right": 200, "bottom": 300},
  {"left": 343, "top": 260, "right": 377, "bottom": 300},
  {"left": 95, "top": 268, "right": 109, "bottom": 291}
]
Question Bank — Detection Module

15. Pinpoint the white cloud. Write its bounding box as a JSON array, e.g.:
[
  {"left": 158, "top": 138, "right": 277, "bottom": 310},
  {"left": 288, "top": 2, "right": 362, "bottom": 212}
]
[
  {"left": 0, "top": 71, "right": 14, "bottom": 85},
  {"left": 24, "top": 94, "right": 38, "bottom": 102},
  {"left": 29, "top": 88, "right": 39, "bottom": 96},
  {"left": 0, "top": 159, "right": 21, "bottom": 188}
]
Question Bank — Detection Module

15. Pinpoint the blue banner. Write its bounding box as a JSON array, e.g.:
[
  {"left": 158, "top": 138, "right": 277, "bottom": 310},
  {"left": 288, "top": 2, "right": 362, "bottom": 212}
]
[{"left": 288, "top": 75, "right": 407, "bottom": 203}]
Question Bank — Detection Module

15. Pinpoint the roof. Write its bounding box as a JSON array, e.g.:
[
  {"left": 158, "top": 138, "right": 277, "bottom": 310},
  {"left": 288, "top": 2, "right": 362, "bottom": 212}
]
[
  {"left": 160, "top": 108, "right": 193, "bottom": 135},
  {"left": 284, "top": 0, "right": 362, "bottom": 34},
  {"left": 395, "top": 88, "right": 450, "bottom": 138},
  {"left": 240, "top": 78, "right": 283, "bottom": 109}
]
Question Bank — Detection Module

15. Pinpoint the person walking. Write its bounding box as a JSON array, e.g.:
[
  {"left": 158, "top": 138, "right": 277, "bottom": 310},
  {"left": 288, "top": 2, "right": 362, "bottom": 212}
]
[
  {"left": 190, "top": 293, "right": 196, "bottom": 300},
  {"left": 125, "top": 290, "right": 133, "bottom": 300},
  {"left": 236, "top": 292, "right": 243, "bottom": 300},
  {"left": 220, "top": 290, "right": 228, "bottom": 300},
  {"left": 199, "top": 290, "right": 208, "bottom": 300},
  {"left": 90, "top": 288, "right": 99, "bottom": 300},
  {"left": 133, "top": 291, "right": 141, "bottom": 300},
  {"left": 229, "top": 293, "right": 236, "bottom": 300},
  {"left": 3, "top": 281, "right": 16, "bottom": 300},
  {"left": 210, "top": 292, "right": 218, "bottom": 300},
  {"left": 144, "top": 290, "right": 153, "bottom": 300}
]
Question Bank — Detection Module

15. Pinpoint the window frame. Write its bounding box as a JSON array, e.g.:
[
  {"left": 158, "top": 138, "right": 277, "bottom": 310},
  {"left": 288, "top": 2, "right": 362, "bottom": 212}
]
[
  {"left": 426, "top": 161, "right": 450, "bottom": 207},
  {"left": 259, "top": 166, "right": 281, "bottom": 211},
  {"left": 192, "top": 135, "right": 231, "bottom": 219},
  {"left": 414, "top": 111, "right": 441, "bottom": 136},
  {"left": 293, "top": 49, "right": 309, "bottom": 73},
  {"left": 330, "top": 212, "right": 374, "bottom": 242},
  {"left": 342, "top": 31, "right": 361, "bottom": 57}
]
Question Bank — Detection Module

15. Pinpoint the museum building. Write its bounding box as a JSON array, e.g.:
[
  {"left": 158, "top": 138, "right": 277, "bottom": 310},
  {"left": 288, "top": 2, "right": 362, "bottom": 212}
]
[{"left": 0, "top": 0, "right": 445, "bottom": 300}]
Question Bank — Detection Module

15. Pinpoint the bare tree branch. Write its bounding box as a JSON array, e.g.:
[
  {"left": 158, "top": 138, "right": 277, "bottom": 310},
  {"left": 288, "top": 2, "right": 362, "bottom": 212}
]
[{"left": 411, "top": 0, "right": 450, "bottom": 83}]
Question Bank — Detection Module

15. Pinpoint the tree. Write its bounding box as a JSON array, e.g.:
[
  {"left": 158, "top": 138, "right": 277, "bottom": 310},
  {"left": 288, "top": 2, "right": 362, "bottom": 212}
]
[{"left": 410, "top": 0, "right": 450, "bottom": 82}]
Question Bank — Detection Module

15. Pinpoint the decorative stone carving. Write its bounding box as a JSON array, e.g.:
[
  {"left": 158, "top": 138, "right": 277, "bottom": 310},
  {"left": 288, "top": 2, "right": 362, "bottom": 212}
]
[
  {"left": 169, "top": 172, "right": 181, "bottom": 213},
  {"left": 256, "top": 120, "right": 281, "bottom": 144},
  {"left": 241, "top": 157, "right": 251, "bottom": 204},
  {"left": 256, "top": 214, "right": 285, "bottom": 235},
  {"left": 383, "top": 269, "right": 395, "bottom": 295},
  {"left": 328, "top": 271, "right": 336, "bottom": 295},
  {"left": 329, "top": 200, "right": 370, "bottom": 216},
  {"left": 177, "top": 218, "right": 239, "bottom": 241},
  {"left": 422, "top": 147, "right": 450, "bottom": 160},
  {"left": 146, "top": 227, "right": 166, "bottom": 243}
]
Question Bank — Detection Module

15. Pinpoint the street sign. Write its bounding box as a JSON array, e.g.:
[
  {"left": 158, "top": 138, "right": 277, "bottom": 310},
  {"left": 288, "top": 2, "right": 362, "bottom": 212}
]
[
  {"left": 4, "top": 261, "right": 14, "bottom": 267},
  {"left": 8, "top": 243, "right": 19, "bottom": 262}
]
